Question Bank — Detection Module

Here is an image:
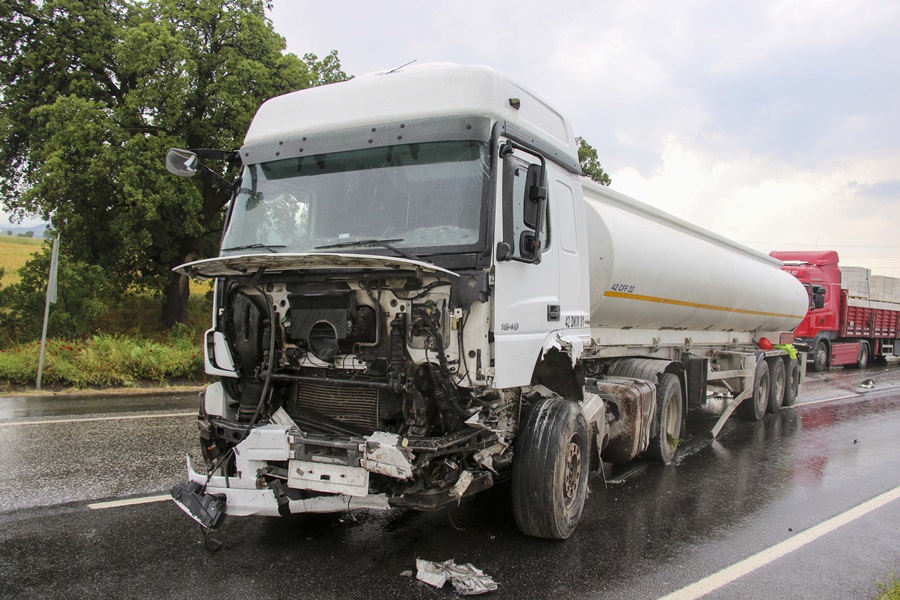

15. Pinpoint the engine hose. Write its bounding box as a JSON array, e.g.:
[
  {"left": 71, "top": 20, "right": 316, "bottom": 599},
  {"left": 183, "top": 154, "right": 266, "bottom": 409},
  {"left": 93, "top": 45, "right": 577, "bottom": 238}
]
[{"left": 415, "top": 308, "right": 468, "bottom": 418}]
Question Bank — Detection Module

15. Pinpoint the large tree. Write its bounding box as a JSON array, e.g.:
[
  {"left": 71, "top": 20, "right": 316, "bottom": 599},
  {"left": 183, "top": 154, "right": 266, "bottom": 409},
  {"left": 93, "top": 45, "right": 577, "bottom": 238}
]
[
  {"left": 0, "top": 0, "right": 347, "bottom": 326},
  {"left": 576, "top": 136, "right": 611, "bottom": 186}
]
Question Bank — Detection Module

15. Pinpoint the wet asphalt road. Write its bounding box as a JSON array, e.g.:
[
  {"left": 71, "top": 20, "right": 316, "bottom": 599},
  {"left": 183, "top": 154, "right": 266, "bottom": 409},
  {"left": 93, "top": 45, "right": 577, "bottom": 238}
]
[{"left": 0, "top": 364, "right": 898, "bottom": 599}]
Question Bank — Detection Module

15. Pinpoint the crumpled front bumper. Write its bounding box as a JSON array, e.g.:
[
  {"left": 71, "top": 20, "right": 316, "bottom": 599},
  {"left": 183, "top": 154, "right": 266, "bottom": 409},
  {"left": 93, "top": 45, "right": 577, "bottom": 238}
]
[
  {"left": 172, "top": 421, "right": 413, "bottom": 524},
  {"left": 182, "top": 454, "right": 392, "bottom": 520}
]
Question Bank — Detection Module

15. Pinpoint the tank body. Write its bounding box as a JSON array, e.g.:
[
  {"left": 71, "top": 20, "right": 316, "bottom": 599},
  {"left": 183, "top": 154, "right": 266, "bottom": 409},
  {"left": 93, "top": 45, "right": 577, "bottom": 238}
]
[{"left": 583, "top": 181, "right": 809, "bottom": 334}]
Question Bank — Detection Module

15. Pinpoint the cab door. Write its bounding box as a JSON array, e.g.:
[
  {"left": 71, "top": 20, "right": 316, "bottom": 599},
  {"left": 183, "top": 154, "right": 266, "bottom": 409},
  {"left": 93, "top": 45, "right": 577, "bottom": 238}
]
[{"left": 492, "top": 144, "right": 562, "bottom": 388}]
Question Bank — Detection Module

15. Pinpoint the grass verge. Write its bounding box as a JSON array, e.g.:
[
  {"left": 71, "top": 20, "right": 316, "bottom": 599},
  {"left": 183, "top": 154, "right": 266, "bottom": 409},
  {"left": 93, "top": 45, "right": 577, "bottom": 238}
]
[
  {"left": 0, "top": 333, "right": 206, "bottom": 390},
  {"left": 879, "top": 571, "right": 900, "bottom": 600}
]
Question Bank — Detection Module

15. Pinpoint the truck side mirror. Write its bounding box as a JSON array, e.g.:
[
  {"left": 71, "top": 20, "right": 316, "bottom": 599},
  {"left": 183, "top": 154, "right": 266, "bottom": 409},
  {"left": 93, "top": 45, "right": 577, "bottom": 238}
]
[
  {"left": 496, "top": 241, "right": 513, "bottom": 261},
  {"left": 519, "top": 230, "right": 541, "bottom": 264},
  {"left": 166, "top": 148, "right": 199, "bottom": 178},
  {"left": 523, "top": 163, "right": 546, "bottom": 229},
  {"left": 499, "top": 142, "right": 547, "bottom": 265},
  {"left": 811, "top": 285, "right": 826, "bottom": 309}
]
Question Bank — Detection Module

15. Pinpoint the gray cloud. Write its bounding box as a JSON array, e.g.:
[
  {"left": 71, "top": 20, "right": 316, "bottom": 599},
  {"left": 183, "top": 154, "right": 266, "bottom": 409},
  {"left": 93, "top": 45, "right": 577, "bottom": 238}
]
[{"left": 848, "top": 179, "right": 900, "bottom": 200}]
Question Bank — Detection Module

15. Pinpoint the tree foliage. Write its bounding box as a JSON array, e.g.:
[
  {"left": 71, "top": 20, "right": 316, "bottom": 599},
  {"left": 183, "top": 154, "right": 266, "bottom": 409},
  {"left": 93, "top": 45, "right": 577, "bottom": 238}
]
[
  {"left": 0, "top": 0, "right": 348, "bottom": 326},
  {"left": 0, "top": 243, "right": 116, "bottom": 344},
  {"left": 576, "top": 136, "right": 611, "bottom": 186}
]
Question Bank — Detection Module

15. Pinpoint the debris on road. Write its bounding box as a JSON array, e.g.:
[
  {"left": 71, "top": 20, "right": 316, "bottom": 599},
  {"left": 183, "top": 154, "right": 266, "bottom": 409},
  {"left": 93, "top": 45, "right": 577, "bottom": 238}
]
[
  {"left": 415, "top": 558, "right": 498, "bottom": 595},
  {"left": 859, "top": 379, "right": 875, "bottom": 389}
]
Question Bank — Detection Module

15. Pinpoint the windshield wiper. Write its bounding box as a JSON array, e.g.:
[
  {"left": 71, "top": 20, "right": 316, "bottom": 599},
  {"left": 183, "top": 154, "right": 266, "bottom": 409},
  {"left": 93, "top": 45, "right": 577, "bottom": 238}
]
[
  {"left": 221, "top": 243, "right": 286, "bottom": 253},
  {"left": 314, "top": 239, "right": 429, "bottom": 263}
]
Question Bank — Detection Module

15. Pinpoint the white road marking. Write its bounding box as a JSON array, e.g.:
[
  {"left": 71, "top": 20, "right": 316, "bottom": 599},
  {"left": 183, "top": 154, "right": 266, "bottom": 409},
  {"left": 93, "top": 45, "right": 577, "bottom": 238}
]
[
  {"left": 88, "top": 495, "right": 172, "bottom": 510},
  {"left": 0, "top": 412, "right": 195, "bottom": 427},
  {"left": 659, "top": 485, "right": 900, "bottom": 600},
  {"left": 795, "top": 393, "right": 861, "bottom": 407}
]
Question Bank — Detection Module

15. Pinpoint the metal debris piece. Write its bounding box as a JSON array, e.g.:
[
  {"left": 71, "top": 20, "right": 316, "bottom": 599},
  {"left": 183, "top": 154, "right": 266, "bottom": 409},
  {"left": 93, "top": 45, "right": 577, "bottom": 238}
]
[
  {"left": 452, "top": 470, "right": 474, "bottom": 499},
  {"left": 415, "top": 558, "right": 498, "bottom": 595},
  {"left": 363, "top": 432, "right": 415, "bottom": 479},
  {"left": 270, "top": 407, "right": 300, "bottom": 430}
]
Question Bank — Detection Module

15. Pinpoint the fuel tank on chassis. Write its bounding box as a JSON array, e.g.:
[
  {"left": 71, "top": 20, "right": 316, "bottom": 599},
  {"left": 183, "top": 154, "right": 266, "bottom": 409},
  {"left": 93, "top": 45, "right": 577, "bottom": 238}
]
[{"left": 583, "top": 182, "right": 808, "bottom": 333}]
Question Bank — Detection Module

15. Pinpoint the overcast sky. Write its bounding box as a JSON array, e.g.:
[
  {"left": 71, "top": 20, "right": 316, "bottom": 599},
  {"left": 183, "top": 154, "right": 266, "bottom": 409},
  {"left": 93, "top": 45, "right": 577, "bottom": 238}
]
[{"left": 268, "top": 0, "right": 900, "bottom": 276}]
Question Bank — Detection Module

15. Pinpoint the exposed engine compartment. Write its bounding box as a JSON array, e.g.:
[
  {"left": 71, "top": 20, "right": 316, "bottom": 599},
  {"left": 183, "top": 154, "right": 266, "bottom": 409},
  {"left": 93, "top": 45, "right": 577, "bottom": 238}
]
[{"left": 196, "top": 269, "right": 513, "bottom": 512}]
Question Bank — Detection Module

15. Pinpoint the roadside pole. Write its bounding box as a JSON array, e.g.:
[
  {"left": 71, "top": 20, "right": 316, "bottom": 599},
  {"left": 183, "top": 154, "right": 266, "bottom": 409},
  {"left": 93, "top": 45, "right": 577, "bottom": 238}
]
[{"left": 36, "top": 235, "right": 60, "bottom": 391}]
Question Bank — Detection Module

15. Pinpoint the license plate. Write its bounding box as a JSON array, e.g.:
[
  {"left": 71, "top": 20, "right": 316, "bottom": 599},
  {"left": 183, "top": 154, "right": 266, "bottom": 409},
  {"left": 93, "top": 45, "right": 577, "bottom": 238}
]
[{"left": 287, "top": 460, "right": 370, "bottom": 497}]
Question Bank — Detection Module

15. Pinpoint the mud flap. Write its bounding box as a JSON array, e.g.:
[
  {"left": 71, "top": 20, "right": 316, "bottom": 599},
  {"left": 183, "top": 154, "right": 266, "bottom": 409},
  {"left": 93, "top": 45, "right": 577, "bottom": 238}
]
[{"left": 171, "top": 481, "right": 227, "bottom": 529}]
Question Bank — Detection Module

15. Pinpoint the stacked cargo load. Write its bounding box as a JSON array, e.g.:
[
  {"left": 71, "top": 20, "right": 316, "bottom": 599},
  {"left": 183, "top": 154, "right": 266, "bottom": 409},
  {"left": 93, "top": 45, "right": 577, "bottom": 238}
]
[
  {"left": 839, "top": 266, "right": 871, "bottom": 299},
  {"left": 870, "top": 275, "right": 900, "bottom": 304}
]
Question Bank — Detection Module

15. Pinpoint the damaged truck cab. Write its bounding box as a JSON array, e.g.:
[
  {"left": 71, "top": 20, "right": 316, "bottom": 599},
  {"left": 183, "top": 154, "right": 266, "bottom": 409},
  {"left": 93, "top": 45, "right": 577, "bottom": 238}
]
[{"left": 168, "top": 64, "right": 809, "bottom": 539}]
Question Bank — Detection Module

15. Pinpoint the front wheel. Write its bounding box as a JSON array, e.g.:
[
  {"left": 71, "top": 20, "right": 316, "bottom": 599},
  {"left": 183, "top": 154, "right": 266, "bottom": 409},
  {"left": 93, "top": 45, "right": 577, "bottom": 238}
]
[
  {"left": 812, "top": 340, "right": 829, "bottom": 372},
  {"left": 512, "top": 397, "right": 590, "bottom": 539}
]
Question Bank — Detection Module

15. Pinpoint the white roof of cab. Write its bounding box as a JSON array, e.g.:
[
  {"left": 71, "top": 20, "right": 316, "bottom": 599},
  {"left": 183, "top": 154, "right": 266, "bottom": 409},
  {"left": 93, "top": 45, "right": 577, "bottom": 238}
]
[{"left": 243, "top": 63, "right": 578, "bottom": 168}]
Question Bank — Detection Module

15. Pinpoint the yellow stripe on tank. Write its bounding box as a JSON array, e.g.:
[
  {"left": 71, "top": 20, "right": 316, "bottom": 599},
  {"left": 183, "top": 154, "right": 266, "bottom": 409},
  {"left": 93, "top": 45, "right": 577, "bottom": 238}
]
[{"left": 603, "top": 290, "right": 806, "bottom": 320}]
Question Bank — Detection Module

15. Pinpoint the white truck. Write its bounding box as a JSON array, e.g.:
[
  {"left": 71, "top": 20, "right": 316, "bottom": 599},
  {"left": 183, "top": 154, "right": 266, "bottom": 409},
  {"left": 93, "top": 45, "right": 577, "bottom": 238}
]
[{"left": 167, "top": 63, "right": 809, "bottom": 539}]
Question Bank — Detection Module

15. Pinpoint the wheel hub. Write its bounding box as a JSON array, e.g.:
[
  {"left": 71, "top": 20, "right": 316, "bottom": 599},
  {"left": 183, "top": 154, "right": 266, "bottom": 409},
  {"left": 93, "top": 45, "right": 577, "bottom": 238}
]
[{"left": 563, "top": 438, "right": 582, "bottom": 503}]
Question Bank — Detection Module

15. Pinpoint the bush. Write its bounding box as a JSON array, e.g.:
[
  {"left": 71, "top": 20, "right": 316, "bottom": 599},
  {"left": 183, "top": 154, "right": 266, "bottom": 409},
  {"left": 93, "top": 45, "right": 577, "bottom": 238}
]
[
  {"left": 0, "top": 331, "right": 206, "bottom": 389},
  {"left": 0, "top": 243, "right": 118, "bottom": 344}
]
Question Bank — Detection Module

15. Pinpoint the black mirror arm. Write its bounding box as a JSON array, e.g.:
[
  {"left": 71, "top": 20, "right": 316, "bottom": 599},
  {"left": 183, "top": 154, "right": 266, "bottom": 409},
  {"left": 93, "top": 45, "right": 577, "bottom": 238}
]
[{"left": 197, "top": 162, "right": 236, "bottom": 192}]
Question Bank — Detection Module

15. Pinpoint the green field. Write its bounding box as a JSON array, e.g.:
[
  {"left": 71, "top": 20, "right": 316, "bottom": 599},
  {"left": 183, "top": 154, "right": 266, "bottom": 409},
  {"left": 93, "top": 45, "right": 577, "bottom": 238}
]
[
  {"left": 0, "top": 236, "right": 45, "bottom": 287},
  {"left": 0, "top": 235, "right": 213, "bottom": 294}
]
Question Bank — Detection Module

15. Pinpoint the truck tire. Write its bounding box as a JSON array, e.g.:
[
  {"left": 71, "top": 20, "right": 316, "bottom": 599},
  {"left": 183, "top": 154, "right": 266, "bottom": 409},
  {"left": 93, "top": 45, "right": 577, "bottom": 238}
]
[
  {"left": 812, "top": 340, "right": 829, "bottom": 372},
  {"left": 783, "top": 359, "right": 801, "bottom": 407},
  {"left": 851, "top": 343, "right": 869, "bottom": 369},
  {"left": 766, "top": 357, "right": 786, "bottom": 413},
  {"left": 512, "top": 397, "right": 590, "bottom": 539},
  {"left": 646, "top": 373, "right": 683, "bottom": 464},
  {"left": 738, "top": 359, "right": 769, "bottom": 421}
]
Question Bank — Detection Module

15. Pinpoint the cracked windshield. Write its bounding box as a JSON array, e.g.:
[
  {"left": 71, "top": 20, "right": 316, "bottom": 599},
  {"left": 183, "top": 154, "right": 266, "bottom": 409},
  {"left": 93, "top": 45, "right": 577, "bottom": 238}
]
[{"left": 221, "top": 140, "right": 489, "bottom": 257}]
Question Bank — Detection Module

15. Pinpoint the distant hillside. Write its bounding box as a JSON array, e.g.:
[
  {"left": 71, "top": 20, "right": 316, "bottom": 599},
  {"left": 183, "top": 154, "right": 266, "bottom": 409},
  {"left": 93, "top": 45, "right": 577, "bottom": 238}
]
[{"left": 0, "top": 223, "right": 49, "bottom": 238}]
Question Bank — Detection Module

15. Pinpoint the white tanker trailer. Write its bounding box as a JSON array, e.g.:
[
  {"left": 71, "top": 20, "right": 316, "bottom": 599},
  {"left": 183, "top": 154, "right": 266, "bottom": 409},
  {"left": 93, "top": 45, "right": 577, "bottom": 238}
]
[{"left": 166, "top": 63, "right": 809, "bottom": 540}]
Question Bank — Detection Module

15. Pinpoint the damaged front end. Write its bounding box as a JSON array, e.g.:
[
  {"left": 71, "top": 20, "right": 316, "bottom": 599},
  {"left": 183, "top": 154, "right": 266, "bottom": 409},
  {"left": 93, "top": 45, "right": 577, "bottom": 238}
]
[{"left": 172, "top": 258, "right": 512, "bottom": 528}]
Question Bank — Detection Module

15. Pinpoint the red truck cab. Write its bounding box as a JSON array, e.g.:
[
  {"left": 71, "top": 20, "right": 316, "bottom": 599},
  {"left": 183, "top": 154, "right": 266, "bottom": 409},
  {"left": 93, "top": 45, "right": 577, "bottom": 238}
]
[{"left": 771, "top": 250, "right": 900, "bottom": 371}]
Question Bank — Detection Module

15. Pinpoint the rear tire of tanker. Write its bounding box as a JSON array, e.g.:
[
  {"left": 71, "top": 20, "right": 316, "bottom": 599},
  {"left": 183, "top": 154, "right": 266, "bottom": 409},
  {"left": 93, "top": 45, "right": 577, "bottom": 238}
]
[
  {"left": 766, "top": 357, "right": 786, "bottom": 414},
  {"left": 739, "top": 359, "right": 769, "bottom": 421},
  {"left": 646, "top": 373, "right": 683, "bottom": 464},
  {"left": 812, "top": 340, "right": 829, "bottom": 372},
  {"left": 512, "top": 397, "right": 590, "bottom": 540},
  {"left": 783, "top": 359, "right": 801, "bottom": 407}
]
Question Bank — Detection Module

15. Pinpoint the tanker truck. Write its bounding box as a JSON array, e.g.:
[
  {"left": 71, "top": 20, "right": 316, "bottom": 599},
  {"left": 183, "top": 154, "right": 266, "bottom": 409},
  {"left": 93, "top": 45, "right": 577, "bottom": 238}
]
[{"left": 166, "top": 63, "right": 809, "bottom": 539}]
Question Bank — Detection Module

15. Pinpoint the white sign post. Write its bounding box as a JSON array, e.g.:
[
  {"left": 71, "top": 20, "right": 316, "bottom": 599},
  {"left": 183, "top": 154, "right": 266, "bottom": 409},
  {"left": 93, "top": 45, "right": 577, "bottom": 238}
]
[{"left": 36, "top": 235, "right": 60, "bottom": 391}]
